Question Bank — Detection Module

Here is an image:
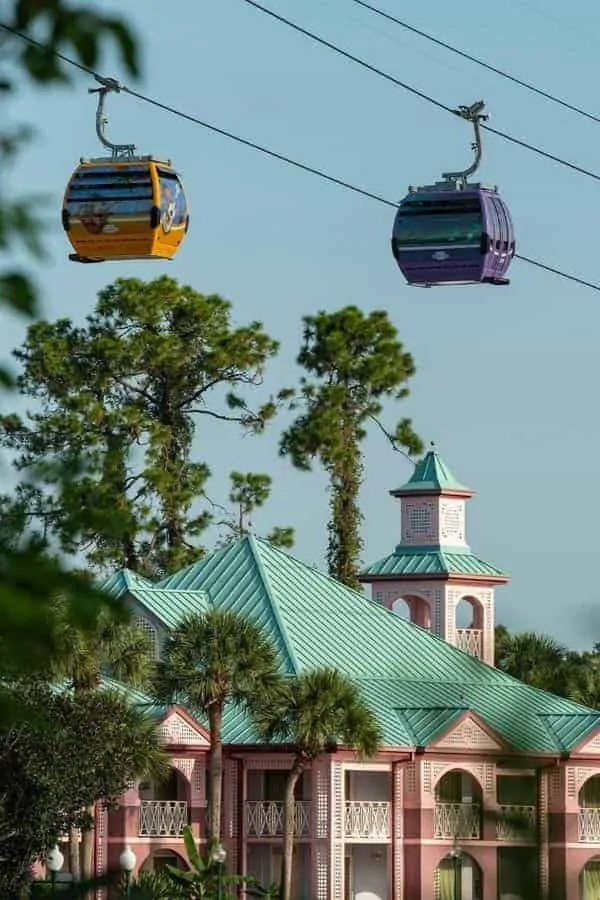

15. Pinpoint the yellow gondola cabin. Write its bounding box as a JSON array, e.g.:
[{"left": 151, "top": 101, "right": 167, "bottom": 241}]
[
  {"left": 62, "top": 158, "right": 189, "bottom": 263},
  {"left": 62, "top": 77, "right": 190, "bottom": 263}
]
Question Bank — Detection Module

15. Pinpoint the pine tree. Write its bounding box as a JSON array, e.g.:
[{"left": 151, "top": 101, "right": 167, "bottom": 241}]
[
  {"left": 0, "top": 276, "right": 279, "bottom": 575},
  {"left": 281, "top": 306, "right": 422, "bottom": 588}
]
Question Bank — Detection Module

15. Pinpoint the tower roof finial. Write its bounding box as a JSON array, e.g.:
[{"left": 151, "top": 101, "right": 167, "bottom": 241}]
[{"left": 390, "top": 446, "right": 473, "bottom": 497}]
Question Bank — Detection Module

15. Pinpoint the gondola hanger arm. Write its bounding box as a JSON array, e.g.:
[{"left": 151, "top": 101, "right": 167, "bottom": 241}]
[
  {"left": 442, "top": 100, "right": 488, "bottom": 187},
  {"left": 88, "top": 75, "right": 136, "bottom": 160}
]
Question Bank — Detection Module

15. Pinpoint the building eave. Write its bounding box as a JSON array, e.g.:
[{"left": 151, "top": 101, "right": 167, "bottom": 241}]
[
  {"left": 358, "top": 571, "right": 509, "bottom": 585},
  {"left": 389, "top": 488, "right": 474, "bottom": 499}
]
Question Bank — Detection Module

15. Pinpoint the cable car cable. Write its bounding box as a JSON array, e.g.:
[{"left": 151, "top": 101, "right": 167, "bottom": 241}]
[
  {"left": 120, "top": 86, "right": 398, "bottom": 208},
  {"left": 1, "top": 20, "right": 599, "bottom": 291},
  {"left": 348, "top": 0, "right": 600, "bottom": 126},
  {"left": 238, "top": 0, "right": 600, "bottom": 184}
]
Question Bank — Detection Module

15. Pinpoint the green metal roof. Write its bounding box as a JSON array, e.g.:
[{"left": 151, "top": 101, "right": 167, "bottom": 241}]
[
  {"left": 102, "top": 568, "right": 154, "bottom": 597},
  {"left": 391, "top": 449, "right": 472, "bottom": 496},
  {"left": 360, "top": 548, "right": 507, "bottom": 579},
  {"left": 104, "top": 536, "right": 600, "bottom": 753},
  {"left": 128, "top": 587, "right": 208, "bottom": 629},
  {"left": 102, "top": 569, "right": 209, "bottom": 629}
]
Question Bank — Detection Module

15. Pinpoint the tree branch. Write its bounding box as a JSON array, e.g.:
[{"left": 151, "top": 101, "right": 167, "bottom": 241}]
[
  {"left": 188, "top": 409, "right": 253, "bottom": 424},
  {"left": 368, "top": 414, "right": 416, "bottom": 468}
]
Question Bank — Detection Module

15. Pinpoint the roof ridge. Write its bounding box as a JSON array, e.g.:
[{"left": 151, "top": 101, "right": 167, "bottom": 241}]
[
  {"left": 253, "top": 536, "right": 369, "bottom": 600},
  {"left": 123, "top": 567, "right": 153, "bottom": 586},
  {"left": 395, "top": 709, "right": 418, "bottom": 745},
  {"left": 397, "top": 704, "right": 468, "bottom": 711},
  {"left": 247, "top": 536, "right": 301, "bottom": 675},
  {"left": 535, "top": 713, "right": 568, "bottom": 753},
  {"left": 135, "top": 585, "right": 208, "bottom": 595}
]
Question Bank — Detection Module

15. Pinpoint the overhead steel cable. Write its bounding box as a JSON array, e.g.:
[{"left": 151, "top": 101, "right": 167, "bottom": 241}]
[
  {"left": 0, "top": 20, "right": 599, "bottom": 291},
  {"left": 349, "top": 0, "right": 600, "bottom": 126},
  {"left": 239, "top": 0, "right": 600, "bottom": 184}
]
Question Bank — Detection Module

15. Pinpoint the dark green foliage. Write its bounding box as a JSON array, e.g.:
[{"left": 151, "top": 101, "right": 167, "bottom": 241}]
[
  {"left": 129, "top": 869, "right": 186, "bottom": 899},
  {"left": 0, "top": 277, "right": 280, "bottom": 576},
  {"left": 217, "top": 471, "right": 294, "bottom": 548},
  {"left": 280, "top": 306, "right": 422, "bottom": 588},
  {"left": 0, "top": 2, "right": 140, "bottom": 709},
  {"left": 0, "top": 1, "right": 139, "bottom": 372},
  {"left": 0, "top": 683, "right": 167, "bottom": 895},
  {"left": 164, "top": 826, "right": 249, "bottom": 899},
  {"left": 495, "top": 624, "right": 600, "bottom": 709},
  {"left": 0, "top": 549, "right": 127, "bottom": 679},
  {"left": 153, "top": 608, "right": 282, "bottom": 841},
  {"left": 256, "top": 667, "right": 382, "bottom": 761},
  {"left": 47, "top": 593, "right": 154, "bottom": 694}
]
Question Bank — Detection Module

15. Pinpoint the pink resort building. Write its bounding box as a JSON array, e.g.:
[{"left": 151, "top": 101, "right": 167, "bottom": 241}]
[{"left": 55, "top": 450, "right": 600, "bottom": 899}]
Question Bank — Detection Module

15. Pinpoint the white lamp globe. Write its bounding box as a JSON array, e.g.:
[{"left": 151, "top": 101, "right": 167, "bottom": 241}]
[
  {"left": 46, "top": 845, "right": 64, "bottom": 873},
  {"left": 212, "top": 843, "right": 227, "bottom": 864},
  {"left": 119, "top": 844, "right": 137, "bottom": 873}
]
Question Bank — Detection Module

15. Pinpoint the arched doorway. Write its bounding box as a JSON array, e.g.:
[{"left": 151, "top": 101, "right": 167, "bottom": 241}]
[
  {"left": 579, "top": 776, "right": 600, "bottom": 842},
  {"left": 580, "top": 856, "right": 600, "bottom": 900},
  {"left": 454, "top": 597, "right": 484, "bottom": 659},
  {"left": 140, "top": 849, "right": 187, "bottom": 873},
  {"left": 391, "top": 594, "right": 431, "bottom": 629},
  {"left": 434, "top": 851, "right": 482, "bottom": 900},
  {"left": 434, "top": 770, "right": 482, "bottom": 840}
]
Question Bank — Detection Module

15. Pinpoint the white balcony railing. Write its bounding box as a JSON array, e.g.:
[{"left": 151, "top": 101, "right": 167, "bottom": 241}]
[
  {"left": 455, "top": 628, "right": 482, "bottom": 657},
  {"left": 244, "top": 801, "right": 312, "bottom": 837},
  {"left": 434, "top": 802, "right": 481, "bottom": 839},
  {"left": 139, "top": 800, "right": 188, "bottom": 836},
  {"left": 344, "top": 801, "right": 391, "bottom": 841},
  {"left": 495, "top": 804, "right": 536, "bottom": 840},
  {"left": 579, "top": 808, "right": 600, "bottom": 842}
]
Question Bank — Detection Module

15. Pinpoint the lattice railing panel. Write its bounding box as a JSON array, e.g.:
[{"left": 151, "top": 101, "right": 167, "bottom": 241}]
[
  {"left": 495, "top": 804, "right": 536, "bottom": 840},
  {"left": 344, "top": 801, "right": 391, "bottom": 840},
  {"left": 579, "top": 808, "right": 600, "bottom": 842},
  {"left": 139, "top": 800, "right": 188, "bottom": 836},
  {"left": 243, "top": 801, "right": 311, "bottom": 837},
  {"left": 434, "top": 802, "right": 481, "bottom": 839},
  {"left": 455, "top": 628, "right": 482, "bottom": 657}
]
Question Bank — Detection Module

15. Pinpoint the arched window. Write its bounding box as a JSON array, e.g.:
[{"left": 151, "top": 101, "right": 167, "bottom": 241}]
[
  {"left": 391, "top": 595, "right": 431, "bottom": 629},
  {"left": 434, "top": 852, "right": 482, "bottom": 900},
  {"left": 579, "top": 776, "right": 600, "bottom": 843},
  {"left": 454, "top": 597, "right": 484, "bottom": 658},
  {"left": 434, "top": 770, "right": 482, "bottom": 840}
]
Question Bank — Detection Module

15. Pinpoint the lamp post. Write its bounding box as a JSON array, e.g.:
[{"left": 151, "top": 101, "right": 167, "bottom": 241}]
[
  {"left": 46, "top": 845, "right": 64, "bottom": 895},
  {"left": 211, "top": 843, "right": 227, "bottom": 900},
  {"left": 119, "top": 845, "right": 136, "bottom": 897},
  {"left": 448, "top": 846, "right": 463, "bottom": 900}
]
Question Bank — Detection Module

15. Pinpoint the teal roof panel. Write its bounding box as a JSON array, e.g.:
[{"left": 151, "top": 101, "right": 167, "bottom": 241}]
[
  {"left": 128, "top": 587, "right": 209, "bottom": 629},
  {"left": 360, "top": 549, "right": 507, "bottom": 579},
  {"left": 158, "top": 538, "right": 300, "bottom": 674},
  {"left": 101, "top": 568, "right": 209, "bottom": 629},
  {"left": 102, "top": 568, "right": 154, "bottom": 597},
  {"left": 399, "top": 706, "right": 466, "bottom": 746},
  {"left": 392, "top": 450, "right": 471, "bottom": 496}
]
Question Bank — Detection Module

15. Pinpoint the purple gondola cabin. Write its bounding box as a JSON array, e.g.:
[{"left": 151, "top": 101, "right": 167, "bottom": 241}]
[{"left": 391, "top": 182, "right": 515, "bottom": 287}]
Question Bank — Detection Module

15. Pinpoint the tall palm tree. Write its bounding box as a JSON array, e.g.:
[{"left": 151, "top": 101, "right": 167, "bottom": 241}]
[
  {"left": 49, "top": 596, "right": 154, "bottom": 882},
  {"left": 255, "top": 668, "right": 382, "bottom": 900},
  {"left": 494, "top": 629, "right": 569, "bottom": 694},
  {"left": 153, "top": 607, "right": 282, "bottom": 842}
]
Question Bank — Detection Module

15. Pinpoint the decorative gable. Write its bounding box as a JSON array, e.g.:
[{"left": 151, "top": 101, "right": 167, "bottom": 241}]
[
  {"left": 432, "top": 713, "right": 503, "bottom": 751},
  {"left": 573, "top": 729, "right": 600, "bottom": 756},
  {"left": 158, "top": 711, "right": 210, "bottom": 747}
]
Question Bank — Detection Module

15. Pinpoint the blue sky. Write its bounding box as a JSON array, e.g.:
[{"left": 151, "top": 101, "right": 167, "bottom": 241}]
[{"left": 4, "top": 0, "right": 600, "bottom": 647}]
